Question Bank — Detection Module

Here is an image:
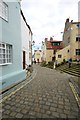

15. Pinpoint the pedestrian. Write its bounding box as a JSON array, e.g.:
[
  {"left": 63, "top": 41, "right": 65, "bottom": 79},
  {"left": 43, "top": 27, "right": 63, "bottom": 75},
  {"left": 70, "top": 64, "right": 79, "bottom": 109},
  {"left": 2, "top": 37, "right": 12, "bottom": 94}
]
[
  {"left": 55, "top": 60, "right": 58, "bottom": 67},
  {"left": 76, "top": 58, "right": 80, "bottom": 64},
  {"left": 34, "top": 59, "right": 36, "bottom": 64},
  {"left": 37, "top": 59, "right": 39, "bottom": 64},
  {"left": 68, "top": 58, "right": 72, "bottom": 68}
]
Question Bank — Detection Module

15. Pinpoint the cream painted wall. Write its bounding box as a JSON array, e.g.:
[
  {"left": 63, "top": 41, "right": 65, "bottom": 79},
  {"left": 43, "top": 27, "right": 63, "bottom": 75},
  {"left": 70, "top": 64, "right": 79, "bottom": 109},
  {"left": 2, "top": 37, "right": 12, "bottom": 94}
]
[
  {"left": 46, "top": 49, "right": 53, "bottom": 63},
  {"left": 42, "top": 42, "right": 46, "bottom": 61},
  {"left": 70, "top": 24, "right": 80, "bottom": 59},
  {"left": 56, "top": 45, "right": 70, "bottom": 63},
  {"left": 34, "top": 50, "right": 42, "bottom": 63},
  {"left": 56, "top": 23, "right": 80, "bottom": 64}
]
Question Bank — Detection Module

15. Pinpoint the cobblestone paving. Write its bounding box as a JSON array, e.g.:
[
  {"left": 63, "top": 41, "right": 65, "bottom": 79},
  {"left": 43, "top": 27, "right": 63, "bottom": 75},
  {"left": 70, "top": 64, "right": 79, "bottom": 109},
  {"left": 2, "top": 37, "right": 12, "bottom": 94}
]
[{"left": 1, "top": 65, "right": 80, "bottom": 118}]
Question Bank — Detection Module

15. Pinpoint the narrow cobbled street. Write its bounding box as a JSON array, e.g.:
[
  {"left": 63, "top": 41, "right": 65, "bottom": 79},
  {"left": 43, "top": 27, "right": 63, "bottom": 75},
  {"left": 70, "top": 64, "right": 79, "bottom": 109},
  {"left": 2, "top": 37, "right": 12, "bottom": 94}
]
[{"left": 2, "top": 65, "right": 79, "bottom": 118}]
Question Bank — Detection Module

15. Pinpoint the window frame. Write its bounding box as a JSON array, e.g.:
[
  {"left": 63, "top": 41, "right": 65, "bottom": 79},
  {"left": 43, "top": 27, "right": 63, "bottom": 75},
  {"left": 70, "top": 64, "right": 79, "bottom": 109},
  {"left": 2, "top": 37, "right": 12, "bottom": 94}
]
[
  {"left": 51, "top": 42, "right": 60, "bottom": 46},
  {"left": 0, "top": 42, "right": 12, "bottom": 65},
  {"left": 76, "top": 49, "right": 80, "bottom": 55},
  {"left": 0, "top": 0, "right": 8, "bottom": 22},
  {"left": 58, "top": 54, "right": 62, "bottom": 58},
  {"left": 76, "top": 37, "right": 80, "bottom": 42}
]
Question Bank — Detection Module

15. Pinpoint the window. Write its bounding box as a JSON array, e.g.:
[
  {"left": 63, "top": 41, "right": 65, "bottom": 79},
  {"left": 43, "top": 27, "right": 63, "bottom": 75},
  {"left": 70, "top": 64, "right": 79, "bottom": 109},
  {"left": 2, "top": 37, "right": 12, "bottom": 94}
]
[
  {"left": 58, "top": 55, "right": 62, "bottom": 58},
  {"left": 0, "top": 42, "right": 12, "bottom": 65},
  {"left": 76, "top": 24, "right": 80, "bottom": 28},
  {"left": 68, "top": 50, "right": 69, "bottom": 53},
  {"left": 51, "top": 42, "right": 60, "bottom": 46},
  {"left": 76, "top": 37, "right": 80, "bottom": 42},
  {"left": 76, "top": 49, "right": 80, "bottom": 55},
  {"left": 0, "top": 0, "right": 8, "bottom": 21}
]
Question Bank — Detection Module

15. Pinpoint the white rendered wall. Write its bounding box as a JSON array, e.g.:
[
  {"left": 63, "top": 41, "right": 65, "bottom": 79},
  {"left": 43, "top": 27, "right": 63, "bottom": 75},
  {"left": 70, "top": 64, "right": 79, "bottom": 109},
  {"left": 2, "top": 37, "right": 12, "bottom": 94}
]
[{"left": 21, "top": 15, "right": 30, "bottom": 66}]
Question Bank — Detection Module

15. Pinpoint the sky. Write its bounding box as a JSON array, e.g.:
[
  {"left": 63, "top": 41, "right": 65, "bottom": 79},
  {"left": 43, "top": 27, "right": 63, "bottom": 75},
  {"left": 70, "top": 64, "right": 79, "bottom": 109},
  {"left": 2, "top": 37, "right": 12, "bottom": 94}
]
[{"left": 21, "top": 0, "right": 79, "bottom": 50}]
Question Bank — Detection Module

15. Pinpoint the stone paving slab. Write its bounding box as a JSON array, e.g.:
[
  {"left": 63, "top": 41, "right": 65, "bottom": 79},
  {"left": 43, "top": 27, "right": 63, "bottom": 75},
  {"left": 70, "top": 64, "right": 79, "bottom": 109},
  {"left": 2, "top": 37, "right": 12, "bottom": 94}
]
[{"left": 1, "top": 65, "right": 80, "bottom": 118}]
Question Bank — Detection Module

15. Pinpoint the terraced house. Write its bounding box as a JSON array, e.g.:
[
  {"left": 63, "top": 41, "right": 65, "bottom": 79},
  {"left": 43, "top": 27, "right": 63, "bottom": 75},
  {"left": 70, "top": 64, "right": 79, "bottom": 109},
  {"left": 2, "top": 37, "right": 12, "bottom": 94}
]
[
  {"left": 42, "top": 37, "right": 62, "bottom": 64},
  {"left": 0, "top": 0, "right": 32, "bottom": 92},
  {"left": 34, "top": 50, "right": 42, "bottom": 63},
  {"left": 56, "top": 18, "right": 80, "bottom": 63},
  {"left": 21, "top": 10, "right": 33, "bottom": 69}
]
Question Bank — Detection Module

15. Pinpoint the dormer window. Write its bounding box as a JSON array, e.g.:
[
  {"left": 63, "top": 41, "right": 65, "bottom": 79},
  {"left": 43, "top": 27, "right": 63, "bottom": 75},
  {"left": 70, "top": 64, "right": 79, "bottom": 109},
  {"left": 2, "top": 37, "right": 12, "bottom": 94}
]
[{"left": 51, "top": 42, "right": 60, "bottom": 46}]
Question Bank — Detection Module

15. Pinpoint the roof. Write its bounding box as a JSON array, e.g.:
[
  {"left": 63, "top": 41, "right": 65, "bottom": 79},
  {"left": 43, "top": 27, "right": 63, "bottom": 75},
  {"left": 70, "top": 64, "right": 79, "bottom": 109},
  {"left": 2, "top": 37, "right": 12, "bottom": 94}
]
[
  {"left": 46, "top": 41, "right": 63, "bottom": 49},
  {"left": 21, "top": 10, "right": 33, "bottom": 35},
  {"left": 71, "top": 22, "right": 80, "bottom": 24},
  {"left": 34, "top": 50, "right": 42, "bottom": 52}
]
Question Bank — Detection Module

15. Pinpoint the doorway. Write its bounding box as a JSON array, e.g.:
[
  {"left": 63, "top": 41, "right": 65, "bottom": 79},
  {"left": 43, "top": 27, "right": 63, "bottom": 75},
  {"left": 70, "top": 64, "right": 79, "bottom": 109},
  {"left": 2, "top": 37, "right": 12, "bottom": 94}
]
[{"left": 23, "top": 51, "right": 26, "bottom": 69}]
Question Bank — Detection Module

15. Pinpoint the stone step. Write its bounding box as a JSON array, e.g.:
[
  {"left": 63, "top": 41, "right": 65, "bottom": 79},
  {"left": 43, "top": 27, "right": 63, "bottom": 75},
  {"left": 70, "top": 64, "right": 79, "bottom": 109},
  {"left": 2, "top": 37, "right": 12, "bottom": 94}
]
[
  {"left": 64, "top": 70, "right": 80, "bottom": 75},
  {"left": 57, "top": 66, "right": 80, "bottom": 71},
  {"left": 65, "top": 69, "right": 80, "bottom": 73},
  {"left": 56, "top": 63, "right": 80, "bottom": 77},
  {"left": 59, "top": 67, "right": 80, "bottom": 73},
  {"left": 61, "top": 70, "right": 80, "bottom": 77},
  {"left": 64, "top": 66, "right": 80, "bottom": 70},
  {"left": 59, "top": 70, "right": 79, "bottom": 75}
]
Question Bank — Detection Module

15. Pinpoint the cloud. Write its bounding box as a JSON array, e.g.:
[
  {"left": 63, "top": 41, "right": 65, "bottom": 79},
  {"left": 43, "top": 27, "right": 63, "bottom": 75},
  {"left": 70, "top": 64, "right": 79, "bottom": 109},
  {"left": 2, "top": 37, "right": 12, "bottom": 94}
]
[{"left": 21, "top": 0, "right": 79, "bottom": 48}]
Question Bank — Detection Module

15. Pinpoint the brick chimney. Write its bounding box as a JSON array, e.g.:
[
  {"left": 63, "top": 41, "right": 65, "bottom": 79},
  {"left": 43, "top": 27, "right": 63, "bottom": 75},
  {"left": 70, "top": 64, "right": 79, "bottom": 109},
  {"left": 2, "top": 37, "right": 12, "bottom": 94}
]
[
  {"left": 66, "top": 18, "right": 69, "bottom": 23},
  {"left": 45, "top": 38, "right": 48, "bottom": 42},
  {"left": 50, "top": 37, "right": 53, "bottom": 42}
]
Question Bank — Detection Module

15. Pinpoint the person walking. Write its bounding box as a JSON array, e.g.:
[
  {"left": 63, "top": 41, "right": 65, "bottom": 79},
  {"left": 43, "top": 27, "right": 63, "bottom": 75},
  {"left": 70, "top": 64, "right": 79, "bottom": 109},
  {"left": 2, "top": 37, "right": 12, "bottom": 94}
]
[
  {"left": 68, "top": 58, "right": 72, "bottom": 68},
  {"left": 76, "top": 58, "right": 80, "bottom": 64}
]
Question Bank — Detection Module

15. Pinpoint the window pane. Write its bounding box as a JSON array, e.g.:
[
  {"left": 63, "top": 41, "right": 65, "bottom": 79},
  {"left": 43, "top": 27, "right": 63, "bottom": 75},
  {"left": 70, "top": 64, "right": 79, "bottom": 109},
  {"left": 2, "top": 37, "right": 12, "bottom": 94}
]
[
  {"left": 2, "top": 44, "right": 5, "bottom": 48},
  {"left": 0, "top": 49, "right": 1, "bottom": 53},
  {"left": 76, "top": 49, "right": 80, "bottom": 55},
  {"left": 51, "top": 42, "right": 60, "bottom": 46},
  {"left": 0, "top": 59, "right": 2, "bottom": 64},
  {"left": 76, "top": 37, "right": 80, "bottom": 41},
  {"left": 0, "top": 54, "right": 2, "bottom": 58},
  {"left": 6, "top": 54, "right": 8, "bottom": 58},
  {"left": 58, "top": 55, "right": 62, "bottom": 58},
  {"left": 2, "top": 54, "right": 5, "bottom": 58},
  {"left": 3, "top": 59, "right": 6, "bottom": 63},
  {"left": 2, "top": 49, "right": 5, "bottom": 54},
  {"left": 0, "top": 43, "right": 2, "bottom": 48},
  {"left": 6, "top": 49, "right": 8, "bottom": 54},
  {"left": 9, "top": 59, "right": 11, "bottom": 62}
]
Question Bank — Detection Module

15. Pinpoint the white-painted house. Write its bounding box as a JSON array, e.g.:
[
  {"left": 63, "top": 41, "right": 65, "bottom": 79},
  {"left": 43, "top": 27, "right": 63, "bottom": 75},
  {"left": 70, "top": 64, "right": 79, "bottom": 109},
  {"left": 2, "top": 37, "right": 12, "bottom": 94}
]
[{"left": 21, "top": 10, "right": 33, "bottom": 69}]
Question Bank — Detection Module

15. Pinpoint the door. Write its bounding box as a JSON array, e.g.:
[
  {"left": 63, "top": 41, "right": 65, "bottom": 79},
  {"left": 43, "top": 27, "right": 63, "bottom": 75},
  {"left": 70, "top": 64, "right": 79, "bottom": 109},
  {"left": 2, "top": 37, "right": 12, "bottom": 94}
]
[{"left": 23, "top": 51, "right": 25, "bottom": 69}]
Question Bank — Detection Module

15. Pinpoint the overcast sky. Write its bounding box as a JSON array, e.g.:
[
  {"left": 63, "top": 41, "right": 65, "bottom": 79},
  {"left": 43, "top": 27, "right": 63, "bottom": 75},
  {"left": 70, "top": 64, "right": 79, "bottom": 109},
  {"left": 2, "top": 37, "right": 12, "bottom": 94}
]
[{"left": 21, "top": 0, "right": 79, "bottom": 49}]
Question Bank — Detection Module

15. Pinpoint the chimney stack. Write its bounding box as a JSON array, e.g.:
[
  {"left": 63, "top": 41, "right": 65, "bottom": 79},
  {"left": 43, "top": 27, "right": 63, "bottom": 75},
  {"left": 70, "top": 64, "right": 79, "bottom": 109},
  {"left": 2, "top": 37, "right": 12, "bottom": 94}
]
[
  {"left": 45, "top": 38, "right": 48, "bottom": 42},
  {"left": 50, "top": 37, "right": 53, "bottom": 41},
  {"left": 66, "top": 18, "right": 69, "bottom": 23}
]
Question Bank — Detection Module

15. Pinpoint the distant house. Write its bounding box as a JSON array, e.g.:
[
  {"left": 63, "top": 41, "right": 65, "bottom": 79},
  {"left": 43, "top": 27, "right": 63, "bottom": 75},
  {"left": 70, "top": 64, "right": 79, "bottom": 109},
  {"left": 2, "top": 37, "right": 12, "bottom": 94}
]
[
  {"left": 34, "top": 50, "right": 42, "bottom": 63},
  {"left": 42, "top": 37, "right": 62, "bottom": 64},
  {"left": 21, "top": 10, "right": 32, "bottom": 69},
  {"left": 0, "top": 0, "right": 32, "bottom": 92},
  {"left": 56, "top": 18, "right": 80, "bottom": 63}
]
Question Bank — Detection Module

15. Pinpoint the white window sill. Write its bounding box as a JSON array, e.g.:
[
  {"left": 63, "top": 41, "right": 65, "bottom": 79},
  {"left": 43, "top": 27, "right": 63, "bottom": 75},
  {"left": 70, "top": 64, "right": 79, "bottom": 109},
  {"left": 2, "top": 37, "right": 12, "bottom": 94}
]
[{"left": 0, "top": 63, "right": 12, "bottom": 66}]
